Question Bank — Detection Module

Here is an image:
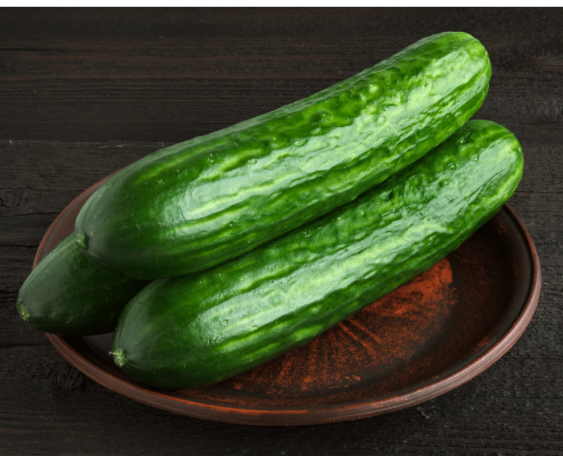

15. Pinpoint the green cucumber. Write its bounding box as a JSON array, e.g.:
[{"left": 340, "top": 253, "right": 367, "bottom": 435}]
[
  {"left": 76, "top": 31, "right": 491, "bottom": 280},
  {"left": 17, "top": 234, "right": 148, "bottom": 336},
  {"left": 110, "top": 120, "right": 524, "bottom": 389}
]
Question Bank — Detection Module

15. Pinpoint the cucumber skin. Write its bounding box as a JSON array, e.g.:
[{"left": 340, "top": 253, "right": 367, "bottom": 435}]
[
  {"left": 17, "top": 234, "right": 148, "bottom": 336},
  {"left": 76, "top": 32, "right": 491, "bottom": 280},
  {"left": 111, "top": 120, "right": 524, "bottom": 389}
]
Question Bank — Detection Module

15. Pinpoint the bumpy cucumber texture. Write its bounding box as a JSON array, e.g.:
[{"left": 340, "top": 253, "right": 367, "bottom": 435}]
[
  {"left": 76, "top": 32, "right": 491, "bottom": 279},
  {"left": 110, "top": 120, "right": 524, "bottom": 389}
]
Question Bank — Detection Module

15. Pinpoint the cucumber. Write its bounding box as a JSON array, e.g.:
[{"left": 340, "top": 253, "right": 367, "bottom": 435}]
[
  {"left": 76, "top": 32, "right": 491, "bottom": 280},
  {"left": 110, "top": 120, "right": 524, "bottom": 389},
  {"left": 17, "top": 234, "right": 148, "bottom": 336}
]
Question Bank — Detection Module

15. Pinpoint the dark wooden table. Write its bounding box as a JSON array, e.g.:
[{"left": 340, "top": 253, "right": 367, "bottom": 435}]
[{"left": 1, "top": 8, "right": 562, "bottom": 455}]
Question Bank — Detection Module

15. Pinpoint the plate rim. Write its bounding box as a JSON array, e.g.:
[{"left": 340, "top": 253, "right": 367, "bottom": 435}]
[{"left": 38, "top": 177, "right": 542, "bottom": 426}]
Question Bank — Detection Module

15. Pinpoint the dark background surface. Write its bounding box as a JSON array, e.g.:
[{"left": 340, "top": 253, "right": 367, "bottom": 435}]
[{"left": 1, "top": 7, "right": 562, "bottom": 455}]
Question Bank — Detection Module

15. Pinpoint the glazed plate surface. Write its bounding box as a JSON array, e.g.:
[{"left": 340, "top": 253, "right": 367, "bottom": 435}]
[{"left": 37, "top": 176, "right": 541, "bottom": 425}]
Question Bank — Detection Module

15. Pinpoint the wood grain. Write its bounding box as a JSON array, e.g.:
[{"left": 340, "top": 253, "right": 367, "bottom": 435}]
[{"left": 1, "top": 7, "right": 562, "bottom": 455}]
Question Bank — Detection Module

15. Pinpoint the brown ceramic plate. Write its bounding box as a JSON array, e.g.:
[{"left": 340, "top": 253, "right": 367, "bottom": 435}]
[{"left": 37, "top": 176, "right": 541, "bottom": 426}]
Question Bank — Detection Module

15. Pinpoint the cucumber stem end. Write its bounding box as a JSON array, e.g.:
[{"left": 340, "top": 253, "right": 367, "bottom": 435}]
[
  {"left": 17, "top": 300, "right": 30, "bottom": 322},
  {"left": 76, "top": 233, "right": 89, "bottom": 251},
  {"left": 110, "top": 349, "right": 127, "bottom": 368}
]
